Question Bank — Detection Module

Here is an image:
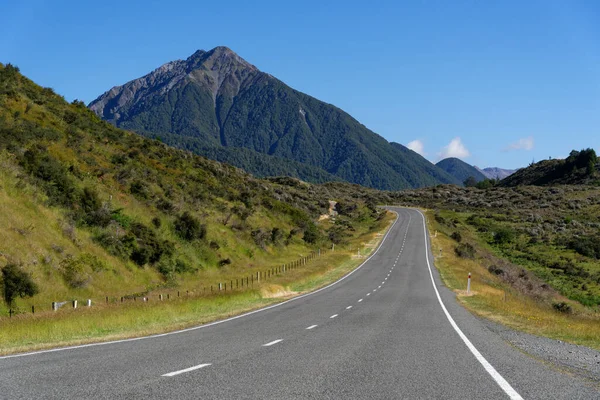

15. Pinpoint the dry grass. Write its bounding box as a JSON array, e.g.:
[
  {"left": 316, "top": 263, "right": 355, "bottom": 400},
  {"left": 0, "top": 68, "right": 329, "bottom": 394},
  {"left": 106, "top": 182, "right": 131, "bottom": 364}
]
[
  {"left": 0, "top": 212, "right": 394, "bottom": 355},
  {"left": 426, "top": 210, "right": 600, "bottom": 350}
]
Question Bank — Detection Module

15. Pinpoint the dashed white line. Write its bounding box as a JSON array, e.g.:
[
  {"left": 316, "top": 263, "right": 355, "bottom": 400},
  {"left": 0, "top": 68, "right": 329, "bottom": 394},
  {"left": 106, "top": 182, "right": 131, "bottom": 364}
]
[
  {"left": 346, "top": 306, "right": 353, "bottom": 310},
  {"left": 263, "top": 339, "right": 283, "bottom": 347},
  {"left": 330, "top": 314, "right": 338, "bottom": 319},
  {"left": 306, "top": 325, "right": 318, "bottom": 330},
  {"left": 162, "top": 363, "right": 211, "bottom": 377},
  {"left": 366, "top": 293, "right": 371, "bottom": 296},
  {"left": 358, "top": 298, "right": 363, "bottom": 302}
]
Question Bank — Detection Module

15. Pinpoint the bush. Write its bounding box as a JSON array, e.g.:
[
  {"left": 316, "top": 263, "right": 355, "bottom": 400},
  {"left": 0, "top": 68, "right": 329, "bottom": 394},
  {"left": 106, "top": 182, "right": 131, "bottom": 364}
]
[
  {"left": 1, "top": 264, "right": 38, "bottom": 307},
  {"left": 493, "top": 228, "right": 515, "bottom": 245},
  {"left": 450, "top": 232, "right": 462, "bottom": 242},
  {"left": 130, "top": 247, "right": 150, "bottom": 266},
  {"left": 271, "top": 228, "right": 283, "bottom": 245},
  {"left": 218, "top": 258, "right": 231, "bottom": 267},
  {"left": 455, "top": 243, "right": 476, "bottom": 259},
  {"left": 174, "top": 212, "right": 206, "bottom": 241},
  {"left": 487, "top": 265, "right": 504, "bottom": 275},
  {"left": 302, "top": 224, "right": 320, "bottom": 244},
  {"left": 568, "top": 236, "right": 600, "bottom": 259},
  {"left": 552, "top": 302, "right": 572, "bottom": 314},
  {"left": 60, "top": 255, "right": 91, "bottom": 288}
]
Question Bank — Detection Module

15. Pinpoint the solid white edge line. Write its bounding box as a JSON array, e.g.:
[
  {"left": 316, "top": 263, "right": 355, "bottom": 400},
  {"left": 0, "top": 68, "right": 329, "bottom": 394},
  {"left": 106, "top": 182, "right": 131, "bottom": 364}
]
[
  {"left": 306, "top": 325, "right": 318, "bottom": 330},
  {"left": 162, "top": 363, "right": 211, "bottom": 377},
  {"left": 415, "top": 209, "right": 523, "bottom": 400},
  {"left": 1, "top": 209, "right": 405, "bottom": 360},
  {"left": 263, "top": 339, "right": 283, "bottom": 347}
]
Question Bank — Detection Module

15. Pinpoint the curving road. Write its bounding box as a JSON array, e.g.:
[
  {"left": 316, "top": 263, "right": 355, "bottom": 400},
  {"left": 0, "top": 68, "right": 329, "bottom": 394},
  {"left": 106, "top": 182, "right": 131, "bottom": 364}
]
[{"left": 1, "top": 208, "right": 597, "bottom": 399}]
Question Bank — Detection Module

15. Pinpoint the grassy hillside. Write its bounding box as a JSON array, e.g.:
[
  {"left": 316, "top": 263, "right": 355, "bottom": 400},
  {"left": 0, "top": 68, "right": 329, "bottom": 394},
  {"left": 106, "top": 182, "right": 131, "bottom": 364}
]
[
  {"left": 380, "top": 184, "right": 600, "bottom": 310},
  {"left": 0, "top": 63, "right": 386, "bottom": 318},
  {"left": 499, "top": 149, "right": 599, "bottom": 187}
]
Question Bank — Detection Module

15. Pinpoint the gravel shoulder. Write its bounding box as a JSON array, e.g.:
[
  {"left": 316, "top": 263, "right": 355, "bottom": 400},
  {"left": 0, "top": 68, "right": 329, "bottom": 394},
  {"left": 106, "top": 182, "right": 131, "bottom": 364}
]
[{"left": 481, "top": 317, "right": 600, "bottom": 387}]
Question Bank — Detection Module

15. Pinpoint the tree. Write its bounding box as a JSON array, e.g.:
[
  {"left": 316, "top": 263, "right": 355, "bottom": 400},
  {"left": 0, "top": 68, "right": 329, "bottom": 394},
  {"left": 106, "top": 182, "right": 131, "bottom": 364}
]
[
  {"left": 174, "top": 211, "right": 206, "bottom": 241},
  {"left": 1, "top": 264, "right": 39, "bottom": 308},
  {"left": 463, "top": 176, "right": 477, "bottom": 187}
]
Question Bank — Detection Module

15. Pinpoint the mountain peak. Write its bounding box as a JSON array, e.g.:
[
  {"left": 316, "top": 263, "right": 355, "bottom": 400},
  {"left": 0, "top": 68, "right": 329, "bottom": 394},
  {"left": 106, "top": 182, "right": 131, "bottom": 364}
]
[{"left": 186, "top": 46, "right": 257, "bottom": 72}]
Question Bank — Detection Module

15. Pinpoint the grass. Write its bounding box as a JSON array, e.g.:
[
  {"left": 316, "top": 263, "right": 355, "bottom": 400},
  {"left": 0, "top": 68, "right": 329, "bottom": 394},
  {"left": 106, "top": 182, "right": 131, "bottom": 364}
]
[
  {"left": 426, "top": 210, "right": 600, "bottom": 351},
  {"left": 0, "top": 212, "right": 394, "bottom": 355}
]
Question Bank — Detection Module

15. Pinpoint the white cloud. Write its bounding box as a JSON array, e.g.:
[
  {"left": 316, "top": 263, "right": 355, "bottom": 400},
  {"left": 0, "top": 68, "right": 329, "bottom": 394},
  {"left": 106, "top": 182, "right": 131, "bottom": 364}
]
[
  {"left": 407, "top": 139, "right": 426, "bottom": 156},
  {"left": 504, "top": 136, "right": 534, "bottom": 151},
  {"left": 438, "top": 137, "right": 470, "bottom": 160}
]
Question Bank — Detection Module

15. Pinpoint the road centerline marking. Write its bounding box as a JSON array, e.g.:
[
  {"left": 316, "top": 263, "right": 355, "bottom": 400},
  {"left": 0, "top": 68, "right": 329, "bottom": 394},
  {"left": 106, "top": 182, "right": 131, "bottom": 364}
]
[
  {"left": 263, "top": 339, "right": 283, "bottom": 347},
  {"left": 162, "top": 363, "right": 211, "bottom": 377},
  {"left": 358, "top": 298, "right": 363, "bottom": 302},
  {"left": 330, "top": 314, "right": 338, "bottom": 319},
  {"left": 306, "top": 325, "right": 318, "bottom": 330},
  {"left": 346, "top": 306, "right": 353, "bottom": 309}
]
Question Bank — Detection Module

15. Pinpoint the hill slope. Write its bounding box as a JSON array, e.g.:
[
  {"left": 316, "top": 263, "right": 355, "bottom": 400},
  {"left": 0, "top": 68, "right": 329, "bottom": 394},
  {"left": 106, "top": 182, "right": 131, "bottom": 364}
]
[
  {"left": 499, "top": 150, "right": 599, "bottom": 187},
  {"left": 436, "top": 157, "right": 486, "bottom": 183},
  {"left": 89, "top": 46, "right": 460, "bottom": 190},
  {"left": 0, "top": 63, "right": 384, "bottom": 314}
]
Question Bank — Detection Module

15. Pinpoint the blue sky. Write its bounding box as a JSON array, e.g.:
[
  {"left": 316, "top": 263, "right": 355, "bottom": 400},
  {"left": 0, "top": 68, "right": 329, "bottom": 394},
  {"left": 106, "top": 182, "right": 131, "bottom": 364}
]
[{"left": 1, "top": 0, "right": 599, "bottom": 169}]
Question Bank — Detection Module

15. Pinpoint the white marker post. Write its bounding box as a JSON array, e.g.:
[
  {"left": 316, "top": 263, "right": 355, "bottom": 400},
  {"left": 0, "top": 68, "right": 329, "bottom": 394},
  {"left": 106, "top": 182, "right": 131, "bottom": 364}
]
[{"left": 467, "top": 272, "right": 471, "bottom": 294}]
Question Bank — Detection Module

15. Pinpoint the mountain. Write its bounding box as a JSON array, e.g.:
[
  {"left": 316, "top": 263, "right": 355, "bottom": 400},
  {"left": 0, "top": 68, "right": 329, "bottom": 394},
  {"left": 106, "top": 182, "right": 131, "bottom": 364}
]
[
  {"left": 436, "top": 158, "right": 486, "bottom": 184},
  {"left": 477, "top": 167, "right": 516, "bottom": 180},
  {"left": 499, "top": 149, "right": 599, "bottom": 187},
  {"left": 89, "top": 46, "right": 460, "bottom": 190},
  {"left": 0, "top": 62, "right": 384, "bottom": 313}
]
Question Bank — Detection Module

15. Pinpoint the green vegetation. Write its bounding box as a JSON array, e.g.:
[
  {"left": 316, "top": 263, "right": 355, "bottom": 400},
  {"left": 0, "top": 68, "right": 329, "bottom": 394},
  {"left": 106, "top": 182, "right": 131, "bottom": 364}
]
[
  {"left": 500, "top": 148, "right": 599, "bottom": 187},
  {"left": 90, "top": 47, "right": 461, "bottom": 190},
  {"left": 384, "top": 185, "right": 600, "bottom": 309},
  {"left": 436, "top": 157, "right": 486, "bottom": 184},
  {"left": 0, "top": 62, "right": 387, "bottom": 326},
  {"left": 426, "top": 210, "right": 600, "bottom": 350},
  {"left": 2, "top": 264, "right": 39, "bottom": 309}
]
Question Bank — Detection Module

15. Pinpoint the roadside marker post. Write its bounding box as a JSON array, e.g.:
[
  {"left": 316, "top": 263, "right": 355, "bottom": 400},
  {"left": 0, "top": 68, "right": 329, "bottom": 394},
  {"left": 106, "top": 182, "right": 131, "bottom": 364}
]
[{"left": 467, "top": 273, "right": 471, "bottom": 294}]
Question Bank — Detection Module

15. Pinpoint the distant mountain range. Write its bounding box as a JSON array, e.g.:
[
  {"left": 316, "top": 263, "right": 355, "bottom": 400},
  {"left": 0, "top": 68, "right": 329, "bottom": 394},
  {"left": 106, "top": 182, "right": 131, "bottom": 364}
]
[
  {"left": 89, "top": 46, "right": 460, "bottom": 190},
  {"left": 477, "top": 167, "right": 516, "bottom": 180},
  {"left": 436, "top": 158, "right": 487, "bottom": 183}
]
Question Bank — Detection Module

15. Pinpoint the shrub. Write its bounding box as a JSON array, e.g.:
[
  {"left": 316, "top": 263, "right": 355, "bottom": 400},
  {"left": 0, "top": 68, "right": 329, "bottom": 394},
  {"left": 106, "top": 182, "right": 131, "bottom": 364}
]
[
  {"left": 129, "top": 180, "right": 148, "bottom": 199},
  {"left": 450, "top": 232, "right": 462, "bottom": 242},
  {"left": 174, "top": 212, "right": 206, "bottom": 241},
  {"left": 1, "top": 264, "right": 38, "bottom": 307},
  {"left": 487, "top": 265, "right": 504, "bottom": 275},
  {"left": 552, "top": 302, "right": 572, "bottom": 314},
  {"left": 455, "top": 243, "right": 476, "bottom": 259},
  {"left": 271, "top": 228, "right": 283, "bottom": 245},
  {"left": 218, "top": 258, "right": 231, "bottom": 267},
  {"left": 251, "top": 228, "right": 270, "bottom": 250},
  {"left": 130, "top": 247, "right": 150, "bottom": 266},
  {"left": 302, "top": 224, "right": 320, "bottom": 244},
  {"left": 493, "top": 228, "right": 515, "bottom": 245},
  {"left": 60, "top": 255, "right": 91, "bottom": 288}
]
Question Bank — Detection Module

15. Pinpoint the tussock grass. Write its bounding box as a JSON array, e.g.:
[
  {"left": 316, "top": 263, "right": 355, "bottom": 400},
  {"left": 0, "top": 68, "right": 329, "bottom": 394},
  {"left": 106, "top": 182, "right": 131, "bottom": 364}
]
[
  {"left": 0, "top": 212, "right": 394, "bottom": 355},
  {"left": 426, "top": 210, "right": 600, "bottom": 350}
]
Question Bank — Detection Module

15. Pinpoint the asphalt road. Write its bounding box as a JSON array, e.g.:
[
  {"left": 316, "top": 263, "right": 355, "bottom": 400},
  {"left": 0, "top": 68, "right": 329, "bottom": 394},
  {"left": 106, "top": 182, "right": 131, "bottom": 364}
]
[{"left": 1, "top": 208, "right": 598, "bottom": 399}]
